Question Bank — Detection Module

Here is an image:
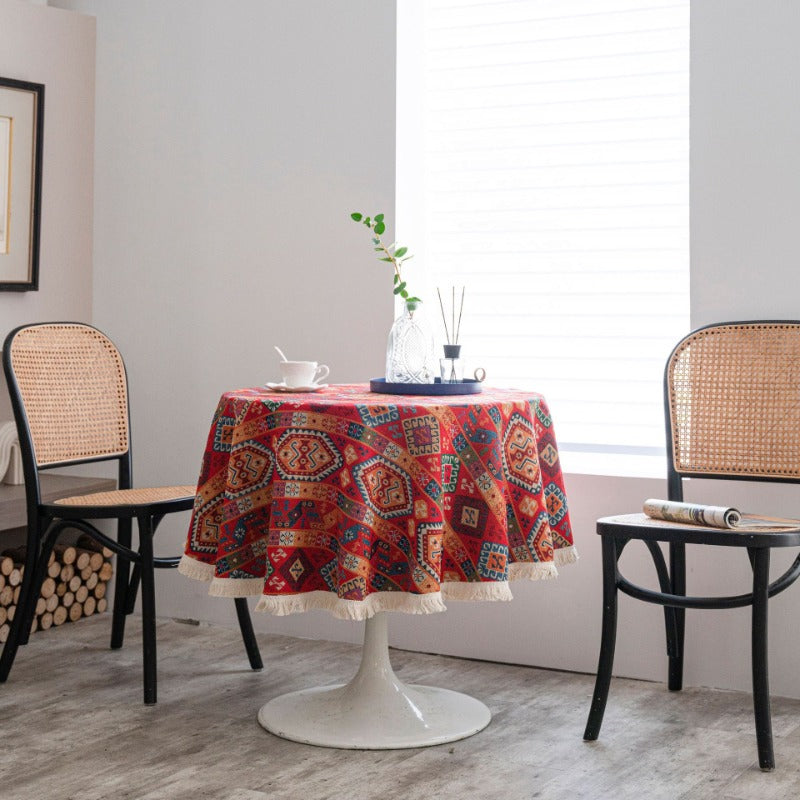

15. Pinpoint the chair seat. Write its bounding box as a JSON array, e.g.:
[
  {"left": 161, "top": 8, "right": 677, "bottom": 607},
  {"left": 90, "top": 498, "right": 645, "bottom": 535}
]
[
  {"left": 52, "top": 485, "right": 196, "bottom": 509},
  {"left": 598, "top": 512, "right": 800, "bottom": 548}
]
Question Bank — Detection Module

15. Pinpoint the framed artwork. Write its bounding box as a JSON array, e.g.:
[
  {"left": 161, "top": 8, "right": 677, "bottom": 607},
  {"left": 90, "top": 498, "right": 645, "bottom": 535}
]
[{"left": 0, "top": 77, "right": 44, "bottom": 292}]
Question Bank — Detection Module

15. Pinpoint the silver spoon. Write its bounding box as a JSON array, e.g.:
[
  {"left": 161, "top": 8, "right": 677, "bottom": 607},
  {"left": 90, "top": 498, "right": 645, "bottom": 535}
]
[{"left": 274, "top": 346, "right": 289, "bottom": 362}]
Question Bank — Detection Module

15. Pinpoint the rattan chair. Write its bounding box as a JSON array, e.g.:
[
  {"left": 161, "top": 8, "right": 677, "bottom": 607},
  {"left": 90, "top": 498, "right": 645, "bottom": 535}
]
[
  {"left": 1, "top": 322, "right": 263, "bottom": 704},
  {"left": 583, "top": 321, "right": 800, "bottom": 771}
]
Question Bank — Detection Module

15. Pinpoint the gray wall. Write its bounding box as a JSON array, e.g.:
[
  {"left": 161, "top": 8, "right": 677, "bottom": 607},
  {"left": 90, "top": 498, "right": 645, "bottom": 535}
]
[
  {"left": 29, "top": 0, "right": 800, "bottom": 699},
  {"left": 691, "top": 0, "right": 800, "bottom": 324},
  {"left": 49, "top": 0, "right": 397, "bottom": 641},
  {"left": 63, "top": 0, "right": 396, "bottom": 492},
  {"left": 0, "top": 0, "right": 96, "bottom": 420}
]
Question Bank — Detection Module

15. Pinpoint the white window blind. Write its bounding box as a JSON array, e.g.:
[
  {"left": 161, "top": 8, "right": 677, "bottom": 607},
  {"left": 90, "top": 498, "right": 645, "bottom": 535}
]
[{"left": 397, "top": 0, "right": 689, "bottom": 452}]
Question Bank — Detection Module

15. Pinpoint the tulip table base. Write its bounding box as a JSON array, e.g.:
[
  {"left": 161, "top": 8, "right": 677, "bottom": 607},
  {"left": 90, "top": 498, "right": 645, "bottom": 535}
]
[{"left": 257, "top": 612, "right": 492, "bottom": 749}]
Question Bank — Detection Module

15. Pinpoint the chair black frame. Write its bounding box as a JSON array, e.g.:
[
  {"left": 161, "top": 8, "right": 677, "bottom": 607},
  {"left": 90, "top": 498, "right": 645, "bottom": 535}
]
[
  {"left": 583, "top": 320, "right": 800, "bottom": 771},
  {"left": 1, "top": 322, "right": 263, "bottom": 704}
]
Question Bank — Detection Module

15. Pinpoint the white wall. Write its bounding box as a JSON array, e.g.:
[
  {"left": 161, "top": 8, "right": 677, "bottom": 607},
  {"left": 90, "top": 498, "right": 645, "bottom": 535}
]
[
  {"left": 49, "top": 0, "right": 397, "bottom": 635},
  {"left": 0, "top": 0, "right": 96, "bottom": 420},
  {"left": 53, "top": 0, "right": 394, "bottom": 475},
  {"left": 43, "top": 0, "right": 800, "bottom": 699},
  {"left": 691, "top": 0, "right": 800, "bottom": 324}
]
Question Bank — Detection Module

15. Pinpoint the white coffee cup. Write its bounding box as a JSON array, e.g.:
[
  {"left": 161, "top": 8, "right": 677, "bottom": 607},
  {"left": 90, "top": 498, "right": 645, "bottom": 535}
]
[{"left": 279, "top": 360, "right": 330, "bottom": 388}]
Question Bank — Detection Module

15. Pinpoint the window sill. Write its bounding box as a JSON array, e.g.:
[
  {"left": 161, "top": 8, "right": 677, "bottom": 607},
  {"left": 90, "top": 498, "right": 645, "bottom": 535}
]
[{"left": 558, "top": 448, "right": 667, "bottom": 481}]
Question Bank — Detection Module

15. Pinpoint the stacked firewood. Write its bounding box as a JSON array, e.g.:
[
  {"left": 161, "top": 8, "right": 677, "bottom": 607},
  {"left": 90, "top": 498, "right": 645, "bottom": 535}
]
[{"left": 0, "top": 535, "right": 113, "bottom": 643}]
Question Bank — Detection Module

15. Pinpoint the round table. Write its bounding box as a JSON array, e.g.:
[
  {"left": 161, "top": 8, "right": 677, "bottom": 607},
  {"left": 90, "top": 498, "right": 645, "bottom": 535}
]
[{"left": 180, "top": 384, "right": 575, "bottom": 748}]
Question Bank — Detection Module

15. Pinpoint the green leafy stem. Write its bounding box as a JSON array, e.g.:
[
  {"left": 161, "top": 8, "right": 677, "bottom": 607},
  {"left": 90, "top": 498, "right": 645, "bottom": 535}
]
[{"left": 351, "top": 212, "right": 420, "bottom": 305}]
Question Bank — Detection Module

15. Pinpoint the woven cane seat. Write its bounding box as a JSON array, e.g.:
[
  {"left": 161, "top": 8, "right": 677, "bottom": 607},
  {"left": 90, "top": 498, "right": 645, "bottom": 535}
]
[
  {"left": 598, "top": 513, "right": 800, "bottom": 547},
  {"left": 53, "top": 485, "right": 196, "bottom": 508}
]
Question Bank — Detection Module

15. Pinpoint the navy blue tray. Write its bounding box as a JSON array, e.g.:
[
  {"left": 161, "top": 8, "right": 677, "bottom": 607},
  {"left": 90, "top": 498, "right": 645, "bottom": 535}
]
[{"left": 369, "top": 378, "right": 483, "bottom": 396}]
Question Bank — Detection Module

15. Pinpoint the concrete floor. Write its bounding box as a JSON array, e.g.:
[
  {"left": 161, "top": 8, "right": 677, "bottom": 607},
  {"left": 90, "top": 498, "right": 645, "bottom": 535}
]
[{"left": 1, "top": 613, "right": 800, "bottom": 800}]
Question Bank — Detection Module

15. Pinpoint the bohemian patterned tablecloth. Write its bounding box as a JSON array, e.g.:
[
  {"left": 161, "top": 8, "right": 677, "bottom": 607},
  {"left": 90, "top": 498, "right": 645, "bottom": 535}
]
[{"left": 179, "top": 384, "right": 576, "bottom": 619}]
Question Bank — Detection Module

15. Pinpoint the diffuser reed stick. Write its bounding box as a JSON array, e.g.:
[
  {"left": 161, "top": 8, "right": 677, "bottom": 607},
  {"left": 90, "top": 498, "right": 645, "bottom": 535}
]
[
  {"left": 436, "top": 286, "right": 466, "bottom": 345},
  {"left": 455, "top": 286, "right": 465, "bottom": 345},
  {"left": 437, "top": 288, "right": 451, "bottom": 344}
]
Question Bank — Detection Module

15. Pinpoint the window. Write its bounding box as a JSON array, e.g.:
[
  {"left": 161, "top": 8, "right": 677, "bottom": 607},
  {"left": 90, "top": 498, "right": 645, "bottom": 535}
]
[{"left": 397, "top": 0, "right": 690, "bottom": 456}]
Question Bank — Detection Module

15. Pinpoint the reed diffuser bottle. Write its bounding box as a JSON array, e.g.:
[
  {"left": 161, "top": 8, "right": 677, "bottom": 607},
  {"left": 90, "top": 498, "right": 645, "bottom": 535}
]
[
  {"left": 441, "top": 343, "right": 464, "bottom": 383},
  {"left": 438, "top": 287, "right": 466, "bottom": 383}
]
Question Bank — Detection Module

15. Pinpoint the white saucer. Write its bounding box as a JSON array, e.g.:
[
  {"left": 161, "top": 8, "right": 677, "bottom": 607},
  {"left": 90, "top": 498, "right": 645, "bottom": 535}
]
[{"left": 265, "top": 382, "right": 327, "bottom": 393}]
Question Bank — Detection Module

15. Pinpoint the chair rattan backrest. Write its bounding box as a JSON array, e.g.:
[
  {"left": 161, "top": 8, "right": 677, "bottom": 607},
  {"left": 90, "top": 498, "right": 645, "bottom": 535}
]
[
  {"left": 667, "top": 321, "right": 800, "bottom": 480},
  {"left": 6, "top": 323, "right": 129, "bottom": 466}
]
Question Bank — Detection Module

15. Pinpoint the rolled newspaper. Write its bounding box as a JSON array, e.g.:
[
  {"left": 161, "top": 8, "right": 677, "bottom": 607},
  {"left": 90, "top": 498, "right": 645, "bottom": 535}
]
[
  {"left": 643, "top": 499, "right": 740, "bottom": 528},
  {"left": 643, "top": 499, "right": 800, "bottom": 530}
]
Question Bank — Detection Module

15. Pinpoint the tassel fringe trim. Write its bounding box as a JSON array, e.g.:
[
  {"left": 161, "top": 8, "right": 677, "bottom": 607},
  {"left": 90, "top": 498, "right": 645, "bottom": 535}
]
[
  {"left": 210, "top": 576, "right": 268, "bottom": 598},
  {"left": 177, "top": 555, "right": 215, "bottom": 582},
  {"left": 178, "top": 556, "right": 267, "bottom": 597},
  {"left": 441, "top": 580, "right": 513, "bottom": 602},
  {"left": 179, "top": 547, "right": 577, "bottom": 620},
  {"left": 255, "top": 589, "right": 448, "bottom": 620},
  {"left": 509, "top": 561, "right": 559, "bottom": 581},
  {"left": 554, "top": 545, "right": 579, "bottom": 566}
]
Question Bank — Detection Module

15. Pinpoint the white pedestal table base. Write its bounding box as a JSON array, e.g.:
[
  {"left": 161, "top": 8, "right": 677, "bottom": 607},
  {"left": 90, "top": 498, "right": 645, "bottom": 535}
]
[{"left": 257, "top": 612, "right": 491, "bottom": 749}]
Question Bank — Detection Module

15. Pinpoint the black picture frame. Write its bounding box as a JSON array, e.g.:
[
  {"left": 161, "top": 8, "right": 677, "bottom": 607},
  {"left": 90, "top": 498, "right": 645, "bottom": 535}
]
[{"left": 0, "top": 76, "right": 44, "bottom": 292}]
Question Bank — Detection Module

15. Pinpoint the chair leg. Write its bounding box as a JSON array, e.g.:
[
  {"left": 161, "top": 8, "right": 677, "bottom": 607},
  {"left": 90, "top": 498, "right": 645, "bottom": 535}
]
[
  {"left": 0, "top": 522, "right": 49, "bottom": 681},
  {"left": 234, "top": 597, "right": 263, "bottom": 670},
  {"left": 750, "top": 547, "right": 774, "bottom": 771},
  {"left": 643, "top": 540, "right": 681, "bottom": 677},
  {"left": 16, "top": 529, "right": 59, "bottom": 647},
  {"left": 584, "top": 535, "right": 620, "bottom": 741},
  {"left": 125, "top": 564, "right": 141, "bottom": 615},
  {"left": 111, "top": 518, "right": 132, "bottom": 650},
  {"left": 137, "top": 514, "right": 158, "bottom": 705},
  {"left": 125, "top": 511, "right": 165, "bottom": 615},
  {"left": 668, "top": 542, "right": 686, "bottom": 691}
]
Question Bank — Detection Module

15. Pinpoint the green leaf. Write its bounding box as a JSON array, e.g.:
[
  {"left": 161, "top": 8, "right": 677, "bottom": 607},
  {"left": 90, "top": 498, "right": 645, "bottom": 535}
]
[
  {"left": 407, "top": 296, "right": 421, "bottom": 303},
  {"left": 364, "top": 217, "right": 371, "bottom": 226},
  {"left": 393, "top": 274, "right": 399, "bottom": 283},
  {"left": 401, "top": 289, "right": 409, "bottom": 299},
  {"left": 374, "top": 221, "right": 386, "bottom": 235},
  {"left": 372, "top": 238, "right": 380, "bottom": 245},
  {"left": 393, "top": 281, "right": 407, "bottom": 295},
  {"left": 350, "top": 212, "right": 362, "bottom": 221},
  {"left": 394, "top": 246, "right": 408, "bottom": 259},
  {"left": 375, "top": 213, "right": 385, "bottom": 222},
  {"left": 380, "top": 257, "right": 393, "bottom": 262}
]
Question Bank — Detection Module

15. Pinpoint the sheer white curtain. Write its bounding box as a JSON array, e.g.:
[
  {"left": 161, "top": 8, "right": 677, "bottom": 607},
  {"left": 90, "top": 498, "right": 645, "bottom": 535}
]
[{"left": 397, "top": 0, "right": 690, "bottom": 452}]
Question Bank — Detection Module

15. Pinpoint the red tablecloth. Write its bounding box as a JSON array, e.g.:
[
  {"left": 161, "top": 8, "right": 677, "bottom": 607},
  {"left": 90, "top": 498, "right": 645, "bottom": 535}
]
[{"left": 179, "top": 384, "right": 575, "bottom": 619}]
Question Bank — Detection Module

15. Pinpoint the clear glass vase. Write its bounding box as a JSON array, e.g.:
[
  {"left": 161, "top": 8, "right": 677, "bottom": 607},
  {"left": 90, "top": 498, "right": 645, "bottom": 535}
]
[{"left": 386, "top": 300, "right": 435, "bottom": 383}]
